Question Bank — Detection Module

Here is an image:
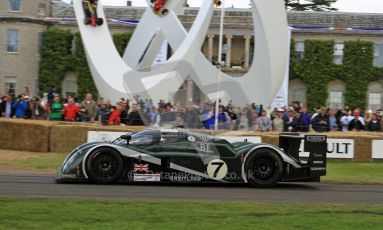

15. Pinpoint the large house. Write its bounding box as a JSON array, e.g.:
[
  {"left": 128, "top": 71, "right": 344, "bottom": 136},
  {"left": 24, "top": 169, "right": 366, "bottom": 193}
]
[{"left": 1, "top": 0, "right": 383, "bottom": 109}]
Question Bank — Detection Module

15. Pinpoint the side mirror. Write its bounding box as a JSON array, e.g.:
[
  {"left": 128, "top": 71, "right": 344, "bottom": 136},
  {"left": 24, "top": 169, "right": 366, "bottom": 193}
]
[{"left": 120, "top": 134, "right": 132, "bottom": 145}]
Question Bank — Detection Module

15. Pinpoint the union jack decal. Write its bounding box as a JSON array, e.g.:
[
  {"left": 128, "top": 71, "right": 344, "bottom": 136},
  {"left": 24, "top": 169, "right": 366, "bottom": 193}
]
[{"left": 134, "top": 164, "right": 149, "bottom": 172}]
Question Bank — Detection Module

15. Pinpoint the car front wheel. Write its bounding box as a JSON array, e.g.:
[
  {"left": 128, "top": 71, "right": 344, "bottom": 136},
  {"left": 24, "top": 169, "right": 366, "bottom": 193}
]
[{"left": 86, "top": 147, "right": 124, "bottom": 184}]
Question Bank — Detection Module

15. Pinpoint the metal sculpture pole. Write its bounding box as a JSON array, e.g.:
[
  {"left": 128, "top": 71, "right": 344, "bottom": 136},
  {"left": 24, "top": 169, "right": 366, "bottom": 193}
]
[{"left": 215, "top": 0, "right": 225, "bottom": 130}]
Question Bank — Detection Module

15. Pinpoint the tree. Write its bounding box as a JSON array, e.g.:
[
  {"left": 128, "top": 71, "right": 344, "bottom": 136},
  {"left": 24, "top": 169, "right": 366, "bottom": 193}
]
[{"left": 285, "top": 0, "right": 338, "bottom": 11}]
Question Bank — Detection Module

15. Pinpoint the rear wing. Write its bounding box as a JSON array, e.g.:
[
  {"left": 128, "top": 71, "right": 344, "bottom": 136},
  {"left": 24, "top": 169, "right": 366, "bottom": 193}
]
[
  {"left": 304, "top": 135, "right": 327, "bottom": 176},
  {"left": 279, "top": 134, "right": 327, "bottom": 176}
]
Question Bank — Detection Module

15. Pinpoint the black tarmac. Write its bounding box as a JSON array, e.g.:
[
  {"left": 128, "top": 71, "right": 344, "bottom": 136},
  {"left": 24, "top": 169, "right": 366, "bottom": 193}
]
[{"left": 0, "top": 173, "right": 382, "bottom": 204}]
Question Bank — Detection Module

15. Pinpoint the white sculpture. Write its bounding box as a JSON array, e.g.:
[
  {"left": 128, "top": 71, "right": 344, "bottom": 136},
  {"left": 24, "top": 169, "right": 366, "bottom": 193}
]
[{"left": 73, "top": 0, "right": 289, "bottom": 107}]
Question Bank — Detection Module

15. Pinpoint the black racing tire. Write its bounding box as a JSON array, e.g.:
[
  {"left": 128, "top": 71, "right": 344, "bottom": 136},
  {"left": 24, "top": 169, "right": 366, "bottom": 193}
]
[
  {"left": 245, "top": 148, "right": 283, "bottom": 188},
  {"left": 96, "top": 18, "right": 104, "bottom": 26},
  {"left": 85, "top": 147, "right": 124, "bottom": 184}
]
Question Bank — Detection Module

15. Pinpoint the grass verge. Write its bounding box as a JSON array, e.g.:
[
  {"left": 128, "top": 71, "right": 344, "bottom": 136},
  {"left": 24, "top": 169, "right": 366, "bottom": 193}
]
[
  {"left": 0, "top": 198, "right": 382, "bottom": 229},
  {"left": 7, "top": 153, "right": 67, "bottom": 171},
  {"left": 323, "top": 161, "right": 383, "bottom": 185}
]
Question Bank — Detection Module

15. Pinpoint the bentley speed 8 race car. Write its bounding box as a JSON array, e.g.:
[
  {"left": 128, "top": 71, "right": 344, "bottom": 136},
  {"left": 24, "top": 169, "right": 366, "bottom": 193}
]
[{"left": 56, "top": 129, "right": 327, "bottom": 187}]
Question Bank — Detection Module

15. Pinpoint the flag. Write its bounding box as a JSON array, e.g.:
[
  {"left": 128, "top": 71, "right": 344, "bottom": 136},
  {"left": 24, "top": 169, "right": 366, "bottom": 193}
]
[{"left": 134, "top": 164, "right": 149, "bottom": 172}]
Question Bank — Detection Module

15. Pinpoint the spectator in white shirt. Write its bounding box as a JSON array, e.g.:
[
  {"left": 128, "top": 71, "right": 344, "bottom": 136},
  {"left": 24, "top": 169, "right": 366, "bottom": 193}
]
[{"left": 340, "top": 109, "right": 353, "bottom": 132}]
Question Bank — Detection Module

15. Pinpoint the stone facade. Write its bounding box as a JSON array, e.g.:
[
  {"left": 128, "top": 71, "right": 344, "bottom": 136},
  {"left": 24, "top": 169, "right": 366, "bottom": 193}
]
[
  {"left": 2, "top": 1, "right": 383, "bottom": 107},
  {"left": 0, "top": 0, "right": 50, "bottom": 96},
  {"left": 0, "top": 0, "right": 50, "bottom": 18},
  {"left": 0, "top": 22, "right": 47, "bottom": 96}
]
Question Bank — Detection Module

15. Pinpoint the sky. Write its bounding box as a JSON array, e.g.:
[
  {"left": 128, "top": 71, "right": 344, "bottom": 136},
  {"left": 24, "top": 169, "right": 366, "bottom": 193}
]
[{"left": 62, "top": 0, "right": 383, "bottom": 13}]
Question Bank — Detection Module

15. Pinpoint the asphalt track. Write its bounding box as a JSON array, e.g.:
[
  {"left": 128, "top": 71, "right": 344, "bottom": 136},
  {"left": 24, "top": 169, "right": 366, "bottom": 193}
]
[{"left": 0, "top": 172, "right": 382, "bottom": 204}]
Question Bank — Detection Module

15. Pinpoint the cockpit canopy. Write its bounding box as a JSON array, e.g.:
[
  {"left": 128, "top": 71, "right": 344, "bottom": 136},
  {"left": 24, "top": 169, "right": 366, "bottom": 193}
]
[
  {"left": 115, "top": 129, "right": 225, "bottom": 146},
  {"left": 129, "top": 130, "right": 161, "bottom": 145}
]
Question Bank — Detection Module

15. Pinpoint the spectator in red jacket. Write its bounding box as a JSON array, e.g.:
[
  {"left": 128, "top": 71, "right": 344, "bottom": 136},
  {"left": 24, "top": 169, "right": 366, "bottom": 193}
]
[
  {"left": 107, "top": 105, "right": 121, "bottom": 125},
  {"left": 63, "top": 98, "right": 79, "bottom": 121}
]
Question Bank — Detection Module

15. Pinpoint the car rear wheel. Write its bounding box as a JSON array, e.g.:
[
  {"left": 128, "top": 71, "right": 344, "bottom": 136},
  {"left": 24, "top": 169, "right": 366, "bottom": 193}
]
[
  {"left": 86, "top": 147, "right": 124, "bottom": 184},
  {"left": 245, "top": 148, "right": 283, "bottom": 188}
]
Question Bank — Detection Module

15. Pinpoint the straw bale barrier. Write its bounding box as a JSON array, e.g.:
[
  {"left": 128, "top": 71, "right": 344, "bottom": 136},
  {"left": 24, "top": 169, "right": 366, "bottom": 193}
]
[
  {"left": 0, "top": 119, "right": 144, "bottom": 153},
  {"left": 0, "top": 118, "right": 56, "bottom": 152},
  {"left": 1, "top": 119, "right": 383, "bottom": 161}
]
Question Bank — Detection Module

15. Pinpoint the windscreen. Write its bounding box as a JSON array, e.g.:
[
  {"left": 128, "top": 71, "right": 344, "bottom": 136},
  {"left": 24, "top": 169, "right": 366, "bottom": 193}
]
[{"left": 130, "top": 130, "right": 161, "bottom": 146}]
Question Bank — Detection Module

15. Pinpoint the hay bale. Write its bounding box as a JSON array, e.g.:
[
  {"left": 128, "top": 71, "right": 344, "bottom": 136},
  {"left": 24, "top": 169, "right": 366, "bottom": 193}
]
[
  {"left": 260, "top": 134, "right": 279, "bottom": 146},
  {"left": 2, "top": 117, "right": 383, "bottom": 162},
  {"left": 50, "top": 125, "right": 90, "bottom": 153},
  {"left": 354, "top": 136, "right": 373, "bottom": 161},
  {"left": 0, "top": 118, "right": 54, "bottom": 152}
]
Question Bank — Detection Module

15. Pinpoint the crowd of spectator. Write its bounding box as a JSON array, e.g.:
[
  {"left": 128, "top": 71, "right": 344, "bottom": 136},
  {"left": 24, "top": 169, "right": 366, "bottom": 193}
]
[
  {"left": 1, "top": 86, "right": 383, "bottom": 132},
  {"left": 268, "top": 102, "right": 383, "bottom": 132},
  {"left": 0, "top": 86, "right": 145, "bottom": 126}
]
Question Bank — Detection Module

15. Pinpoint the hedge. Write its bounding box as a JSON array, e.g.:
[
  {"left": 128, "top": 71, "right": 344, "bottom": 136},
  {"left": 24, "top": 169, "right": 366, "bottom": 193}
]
[{"left": 38, "top": 27, "right": 132, "bottom": 99}]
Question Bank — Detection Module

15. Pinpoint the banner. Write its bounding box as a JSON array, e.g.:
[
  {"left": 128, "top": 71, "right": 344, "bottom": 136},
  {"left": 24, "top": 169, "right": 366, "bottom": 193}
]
[
  {"left": 271, "top": 28, "right": 291, "bottom": 109},
  {"left": 271, "top": 74, "right": 289, "bottom": 110},
  {"left": 372, "top": 140, "right": 383, "bottom": 159},
  {"left": 87, "top": 131, "right": 129, "bottom": 143},
  {"left": 299, "top": 139, "right": 354, "bottom": 159}
]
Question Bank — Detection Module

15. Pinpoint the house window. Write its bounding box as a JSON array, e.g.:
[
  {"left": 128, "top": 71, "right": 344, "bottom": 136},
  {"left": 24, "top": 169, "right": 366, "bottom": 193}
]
[
  {"left": 70, "top": 36, "right": 76, "bottom": 55},
  {"left": 9, "top": 0, "right": 21, "bottom": 12},
  {"left": 368, "top": 93, "right": 381, "bottom": 112},
  {"left": 222, "top": 43, "right": 228, "bottom": 54},
  {"left": 5, "top": 77, "right": 17, "bottom": 97},
  {"left": 62, "top": 72, "right": 78, "bottom": 97},
  {"left": 291, "top": 89, "right": 305, "bottom": 104},
  {"left": 329, "top": 91, "right": 343, "bottom": 109},
  {"left": 295, "top": 42, "right": 304, "bottom": 62},
  {"left": 38, "top": 3, "right": 46, "bottom": 16},
  {"left": 37, "top": 32, "right": 43, "bottom": 54},
  {"left": 7, "top": 29, "right": 20, "bottom": 53},
  {"left": 373, "top": 44, "right": 383, "bottom": 67},
  {"left": 334, "top": 43, "right": 344, "bottom": 65}
]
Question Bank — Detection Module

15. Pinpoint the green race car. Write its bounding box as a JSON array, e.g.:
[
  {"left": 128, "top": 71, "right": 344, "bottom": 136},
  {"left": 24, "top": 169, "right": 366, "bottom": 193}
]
[{"left": 57, "top": 129, "right": 327, "bottom": 187}]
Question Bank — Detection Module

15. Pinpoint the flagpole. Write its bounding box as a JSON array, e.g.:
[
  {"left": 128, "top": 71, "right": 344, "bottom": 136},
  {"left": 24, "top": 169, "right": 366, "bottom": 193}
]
[{"left": 215, "top": 0, "right": 225, "bottom": 130}]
